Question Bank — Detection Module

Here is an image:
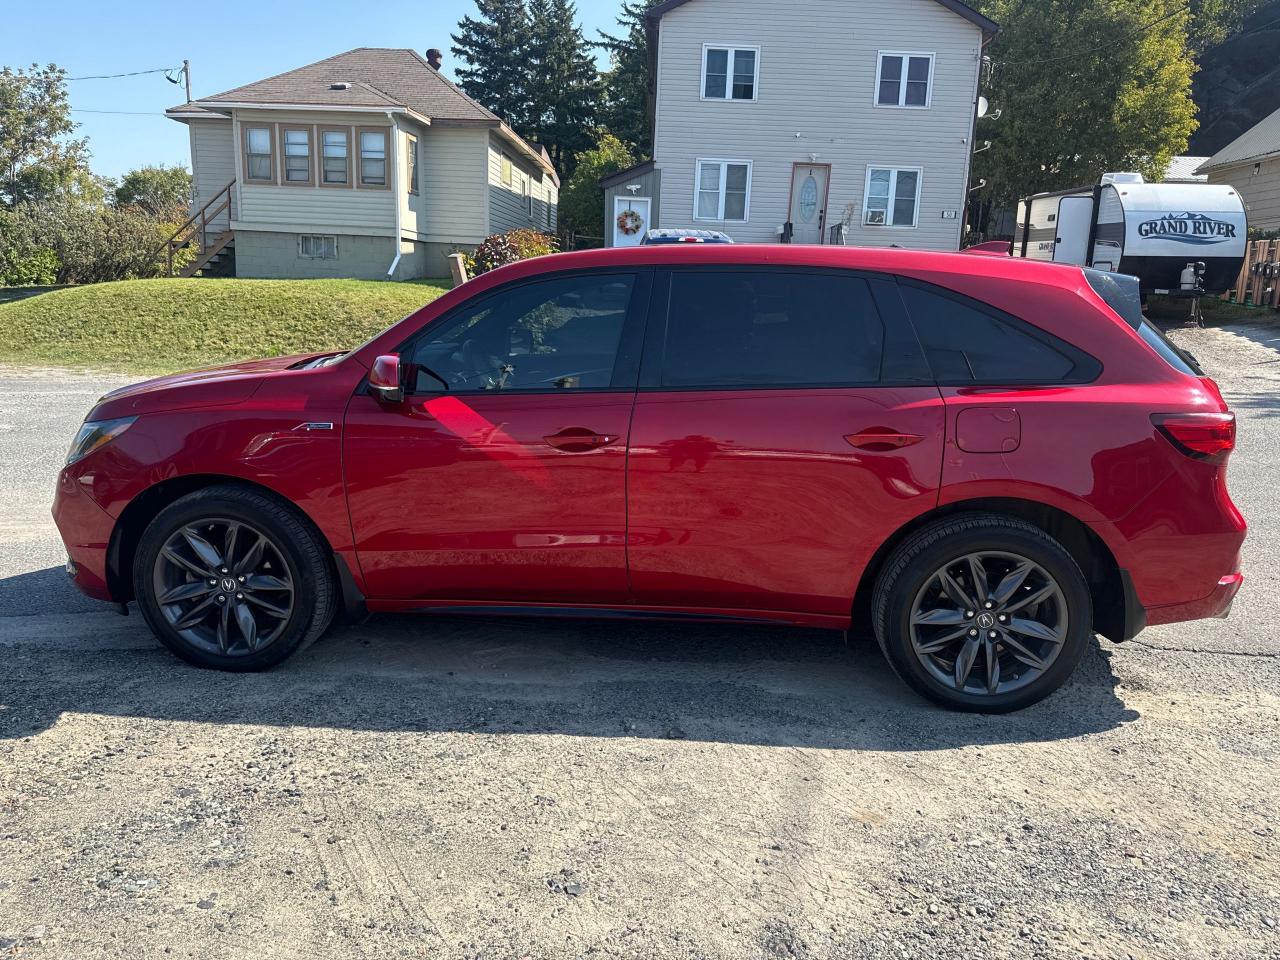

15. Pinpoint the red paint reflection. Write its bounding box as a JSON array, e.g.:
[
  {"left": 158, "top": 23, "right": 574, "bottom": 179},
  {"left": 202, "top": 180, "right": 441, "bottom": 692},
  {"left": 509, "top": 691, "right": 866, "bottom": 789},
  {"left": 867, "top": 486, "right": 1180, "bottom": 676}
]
[{"left": 421, "top": 395, "right": 551, "bottom": 488}]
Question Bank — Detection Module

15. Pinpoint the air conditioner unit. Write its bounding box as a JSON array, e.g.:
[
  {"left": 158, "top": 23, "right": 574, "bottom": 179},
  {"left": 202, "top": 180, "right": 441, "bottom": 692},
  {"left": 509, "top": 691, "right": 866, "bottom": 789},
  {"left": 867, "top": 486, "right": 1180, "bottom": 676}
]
[{"left": 865, "top": 209, "right": 887, "bottom": 225}]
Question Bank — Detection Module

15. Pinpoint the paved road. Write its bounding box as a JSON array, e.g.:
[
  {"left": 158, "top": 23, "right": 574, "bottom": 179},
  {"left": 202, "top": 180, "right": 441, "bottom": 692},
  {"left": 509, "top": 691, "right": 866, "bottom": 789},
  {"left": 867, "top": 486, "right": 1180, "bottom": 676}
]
[{"left": 0, "top": 331, "right": 1277, "bottom": 960}]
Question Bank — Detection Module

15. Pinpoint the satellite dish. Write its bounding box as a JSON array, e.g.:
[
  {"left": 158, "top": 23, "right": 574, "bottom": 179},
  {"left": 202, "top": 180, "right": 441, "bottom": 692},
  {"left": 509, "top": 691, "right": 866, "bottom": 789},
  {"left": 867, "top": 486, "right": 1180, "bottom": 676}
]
[{"left": 977, "top": 96, "right": 989, "bottom": 118}]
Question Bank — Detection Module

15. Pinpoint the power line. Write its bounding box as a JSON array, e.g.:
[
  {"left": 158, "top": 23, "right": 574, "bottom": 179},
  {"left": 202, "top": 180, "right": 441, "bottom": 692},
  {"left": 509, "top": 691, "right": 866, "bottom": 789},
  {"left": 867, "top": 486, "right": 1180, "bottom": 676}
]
[
  {"left": 72, "top": 108, "right": 169, "bottom": 116},
  {"left": 67, "top": 67, "right": 180, "bottom": 81}
]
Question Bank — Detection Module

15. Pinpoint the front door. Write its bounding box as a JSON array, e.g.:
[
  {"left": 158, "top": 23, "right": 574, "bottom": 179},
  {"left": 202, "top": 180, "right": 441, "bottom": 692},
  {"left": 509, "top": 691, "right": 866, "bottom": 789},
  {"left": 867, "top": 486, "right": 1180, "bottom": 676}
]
[
  {"left": 613, "top": 197, "right": 652, "bottom": 248},
  {"left": 788, "top": 164, "right": 830, "bottom": 244},
  {"left": 343, "top": 269, "right": 649, "bottom": 603},
  {"left": 626, "top": 267, "right": 944, "bottom": 618}
]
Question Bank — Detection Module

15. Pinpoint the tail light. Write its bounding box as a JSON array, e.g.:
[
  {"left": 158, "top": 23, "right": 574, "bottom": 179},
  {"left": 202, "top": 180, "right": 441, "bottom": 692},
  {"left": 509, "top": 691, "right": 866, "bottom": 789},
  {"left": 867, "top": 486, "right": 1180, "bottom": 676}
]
[{"left": 1152, "top": 412, "right": 1236, "bottom": 460}]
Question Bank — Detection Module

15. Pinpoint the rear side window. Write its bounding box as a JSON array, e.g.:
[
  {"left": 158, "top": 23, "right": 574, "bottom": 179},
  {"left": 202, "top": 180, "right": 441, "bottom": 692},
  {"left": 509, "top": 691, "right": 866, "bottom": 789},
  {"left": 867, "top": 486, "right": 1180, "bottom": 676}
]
[
  {"left": 899, "top": 282, "right": 1100, "bottom": 384},
  {"left": 660, "top": 271, "right": 886, "bottom": 387},
  {"left": 1136, "top": 321, "right": 1204, "bottom": 376}
]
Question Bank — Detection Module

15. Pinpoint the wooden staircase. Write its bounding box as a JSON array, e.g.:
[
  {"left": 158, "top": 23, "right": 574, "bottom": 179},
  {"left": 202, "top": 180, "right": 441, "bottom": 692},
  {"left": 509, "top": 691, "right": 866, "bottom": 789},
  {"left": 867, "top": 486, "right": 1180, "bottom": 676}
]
[{"left": 163, "top": 180, "right": 236, "bottom": 277}]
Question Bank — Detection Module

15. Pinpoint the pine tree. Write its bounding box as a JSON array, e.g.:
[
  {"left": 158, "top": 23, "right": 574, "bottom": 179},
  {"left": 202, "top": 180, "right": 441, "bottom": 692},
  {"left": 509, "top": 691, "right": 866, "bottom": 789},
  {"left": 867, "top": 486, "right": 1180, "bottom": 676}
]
[
  {"left": 598, "top": 0, "right": 659, "bottom": 156},
  {"left": 525, "top": 0, "right": 601, "bottom": 178},
  {"left": 451, "top": 0, "right": 533, "bottom": 130}
]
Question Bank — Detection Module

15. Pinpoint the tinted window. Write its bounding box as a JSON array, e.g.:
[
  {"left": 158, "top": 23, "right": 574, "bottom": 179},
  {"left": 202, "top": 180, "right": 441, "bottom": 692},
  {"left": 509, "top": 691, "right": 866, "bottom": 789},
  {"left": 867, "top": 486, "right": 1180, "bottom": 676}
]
[
  {"left": 1137, "top": 321, "right": 1204, "bottom": 376},
  {"left": 406, "top": 274, "right": 635, "bottom": 393},
  {"left": 660, "top": 271, "right": 885, "bottom": 387},
  {"left": 899, "top": 283, "right": 1100, "bottom": 384},
  {"left": 1084, "top": 269, "right": 1142, "bottom": 329}
]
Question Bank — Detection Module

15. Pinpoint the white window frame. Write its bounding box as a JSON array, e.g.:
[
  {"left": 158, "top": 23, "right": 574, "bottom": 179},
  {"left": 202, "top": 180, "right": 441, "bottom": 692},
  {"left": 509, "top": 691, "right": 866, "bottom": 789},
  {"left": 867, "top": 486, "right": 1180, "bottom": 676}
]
[
  {"left": 693, "top": 158, "right": 753, "bottom": 223},
  {"left": 298, "top": 234, "right": 338, "bottom": 259},
  {"left": 700, "top": 44, "right": 761, "bottom": 102},
  {"left": 862, "top": 165, "right": 922, "bottom": 228},
  {"left": 874, "top": 51, "right": 935, "bottom": 109}
]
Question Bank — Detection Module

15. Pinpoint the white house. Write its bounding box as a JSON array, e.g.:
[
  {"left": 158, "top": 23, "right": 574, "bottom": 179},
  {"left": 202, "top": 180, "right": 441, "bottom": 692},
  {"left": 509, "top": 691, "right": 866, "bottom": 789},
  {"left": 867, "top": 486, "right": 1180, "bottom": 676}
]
[
  {"left": 1197, "top": 105, "right": 1280, "bottom": 231},
  {"left": 603, "top": 0, "right": 997, "bottom": 249},
  {"left": 166, "top": 48, "right": 559, "bottom": 279}
]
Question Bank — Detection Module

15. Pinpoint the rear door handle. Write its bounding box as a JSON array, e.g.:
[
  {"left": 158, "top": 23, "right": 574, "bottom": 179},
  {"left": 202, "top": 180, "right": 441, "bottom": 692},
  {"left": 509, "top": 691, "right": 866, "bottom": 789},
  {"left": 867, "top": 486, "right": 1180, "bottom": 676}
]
[
  {"left": 845, "top": 429, "right": 925, "bottom": 452},
  {"left": 544, "top": 427, "right": 618, "bottom": 453}
]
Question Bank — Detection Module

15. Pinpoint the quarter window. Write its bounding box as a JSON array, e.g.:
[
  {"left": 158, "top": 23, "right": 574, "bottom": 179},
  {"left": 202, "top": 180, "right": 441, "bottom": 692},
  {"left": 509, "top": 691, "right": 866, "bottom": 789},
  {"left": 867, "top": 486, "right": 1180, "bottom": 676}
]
[
  {"left": 660, "top": 271, "right": 886, "bottom": 387},
  {"left": 703, "top": 46, "right": 758, "bottom": 100},
  {"left": 898, "top": 283, "right": 1101, "bottom": 384},
  {"left": 359, "top": 129, "right": 387, "bottom": 187},
  {"left": 877, "top": 52, "right": 933, "bottom": 107},
  {"left": 864, "top": 167, "right": 920, "bottom": 227},
  {"left": 283, "top": 128, "right": 312, "bottom": 184},
  {"left": 321, "top": 129, "right": 349, "bottom": 184},
  {"left": 695, "top": 160, "right": 751, "bottom": 222},
  {"left": 405, "top": 274, "right": 637, "bottom": 393},
  {"left": 245, "top": 127, "right": 273, "bottom": 182}
]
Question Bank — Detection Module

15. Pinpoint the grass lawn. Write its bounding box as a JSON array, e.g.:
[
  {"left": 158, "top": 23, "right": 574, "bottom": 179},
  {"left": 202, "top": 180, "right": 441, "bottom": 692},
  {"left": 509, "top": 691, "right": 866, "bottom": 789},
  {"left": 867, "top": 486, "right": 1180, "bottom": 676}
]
[
  {"left": 1147, "top": 294, "right": 1277, "bottom": 326},
  {"left": 0, "top": 277, "right": 452, "bottom": 374}
]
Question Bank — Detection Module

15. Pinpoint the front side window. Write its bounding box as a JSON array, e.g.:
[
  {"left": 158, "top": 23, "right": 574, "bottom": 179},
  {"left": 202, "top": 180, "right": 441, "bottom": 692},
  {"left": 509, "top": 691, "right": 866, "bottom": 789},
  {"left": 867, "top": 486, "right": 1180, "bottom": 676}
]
[
  {"left": 359, "top": 129, "right": 387, "bottom": 187},
  {"left": 245, "top": 126, "right": 273, "bottom": 182},
  {"left": 321, "top": 129, "right": 349, "bottom": 185},
  {"left": 864, "top": 167, "right": 920, "bottom": 227},
  {"left": 298, "top": 235, "right": 338, "bottom": 260},
  {"left": 283, "top": 127, "right": 312, "bottom": 184},
  {"left": 405, "top": 274, "right": 637, "bottom": 393},
  {"left": 703, "top": 46, "right": 758, "bottom": 100},
  {"left": 660, "top": 271, "right": 885, "bottom": 388},
  {"left": 407, "top": 133, "right": 419, "bottom": 194},
  {"left": 898, "top": 282, "right": 1101, "bottom": 384},
  {"left": 877, "top": 52, "right": 933, "bottom": 107},
  {"left": 695, "top": 160, "right": 751, "bottom": 222}
]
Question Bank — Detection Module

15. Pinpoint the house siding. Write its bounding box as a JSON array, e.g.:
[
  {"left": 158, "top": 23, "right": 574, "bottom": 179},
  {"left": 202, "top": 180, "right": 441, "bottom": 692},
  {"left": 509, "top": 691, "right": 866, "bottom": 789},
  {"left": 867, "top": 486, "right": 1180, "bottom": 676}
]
[
  {"left": 652, "top": 0, "right": 983, "bottom": 249},
  {"left": 603, "top": 167, "right": 663, "bottom": 246},
  {"left": 1207, "top": 157, "right": 1280, "bottom": 230},
  {"left": 187, "top": 118, "right": 234, "bottom": 232},
  {"left": 232, "top": 109, "right": 396, "bottom": 232},
  {"left": 488, "top": 132, "right": 557, "bottom": 235},
  {"left": 415, "top": 125, "right": 490, "bottom": 245}
]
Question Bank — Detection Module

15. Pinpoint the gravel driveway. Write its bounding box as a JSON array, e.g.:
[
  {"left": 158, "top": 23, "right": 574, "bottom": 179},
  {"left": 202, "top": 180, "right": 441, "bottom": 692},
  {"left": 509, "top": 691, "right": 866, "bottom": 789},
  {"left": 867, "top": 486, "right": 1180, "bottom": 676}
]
[{"left": 1, "top": 325, "right": 1278, "bottom": 960}]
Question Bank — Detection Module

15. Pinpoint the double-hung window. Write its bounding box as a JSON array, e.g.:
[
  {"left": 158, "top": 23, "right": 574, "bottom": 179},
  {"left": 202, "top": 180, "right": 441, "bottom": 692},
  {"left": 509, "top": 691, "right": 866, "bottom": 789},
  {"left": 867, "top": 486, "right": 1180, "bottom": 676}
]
[
  {"left": 863, "top": 166, "right": 920, "bottom": 227},
  {"left": 320, "top": 128, "right": 349, "bottom": 185},
  {"left": 876, "top": 52, "right": 934, "bottom": 107},
  {"left": 406, "top": 133, "right": 419, "bottom": 194},
  {"left": 695, "top": 159, "right": 751, "bottom": 222},
  {"left": 244, "top": 126, "right": 274, "bottom": 183},
  {"left": 282, "top": 127, "right": 312, "bottom": 185},
  {"left": 702, "top": 45, "right": 759, "bottom": 101},
  {"left": 358, "top": 129, "right": 387, "bottom": 187}
]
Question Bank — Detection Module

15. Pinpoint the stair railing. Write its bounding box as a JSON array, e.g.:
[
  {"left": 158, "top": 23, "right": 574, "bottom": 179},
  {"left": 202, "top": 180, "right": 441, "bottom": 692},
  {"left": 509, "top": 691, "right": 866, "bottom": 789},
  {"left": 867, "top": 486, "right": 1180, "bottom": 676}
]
[{"left": 162, "top": 180, "right": 235, "bottom": 276}]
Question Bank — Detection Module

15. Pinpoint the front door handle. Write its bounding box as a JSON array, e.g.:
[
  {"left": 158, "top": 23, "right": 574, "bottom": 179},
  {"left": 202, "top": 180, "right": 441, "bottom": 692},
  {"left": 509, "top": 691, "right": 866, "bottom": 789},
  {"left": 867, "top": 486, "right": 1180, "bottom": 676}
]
[
  {"left": 845, "top": 428, "right": 925, "bottom": 452},
  {"left": 544, "top": 427, "right": 618, "bottom": 453}
]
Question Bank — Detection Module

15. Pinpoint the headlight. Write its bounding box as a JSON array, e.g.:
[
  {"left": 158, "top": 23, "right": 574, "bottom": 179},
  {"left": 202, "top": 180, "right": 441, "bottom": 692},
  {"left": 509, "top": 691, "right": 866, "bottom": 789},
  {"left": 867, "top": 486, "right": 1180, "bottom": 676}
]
[{"left": 66, "top": 417, "right": 136, "bottom": 466}]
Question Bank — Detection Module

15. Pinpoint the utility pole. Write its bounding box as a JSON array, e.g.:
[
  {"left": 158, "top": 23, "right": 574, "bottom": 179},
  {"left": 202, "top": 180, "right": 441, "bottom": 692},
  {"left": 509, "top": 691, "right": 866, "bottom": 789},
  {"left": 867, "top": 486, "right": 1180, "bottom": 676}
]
[{"left": 183, "top": 59, "right": 192, "bottom": 102}]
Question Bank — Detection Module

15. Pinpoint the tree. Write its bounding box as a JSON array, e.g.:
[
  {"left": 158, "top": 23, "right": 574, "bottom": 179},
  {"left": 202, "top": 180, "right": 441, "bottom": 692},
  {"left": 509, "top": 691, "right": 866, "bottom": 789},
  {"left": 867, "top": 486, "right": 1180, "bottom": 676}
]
[
  {"left": 451, "top": 0, "right": 534, "bottom": 130},
  {"left": 598, "top": 0, "right": 659, "bottom": 156},
  {"left": 525, "top": 0, "right": 601, "bottom": 177},
  {"left": 114, "top": 164, "right": 192, "bottom": 215},
  {"left": 0, "top": 63, "right": 92, "bottom": 207},
  {"left": 970, "top": 0, "right": 1198, "bottom": 233},
  {"left": 558, "top": 132, "right": 634, "bottom": 237}
]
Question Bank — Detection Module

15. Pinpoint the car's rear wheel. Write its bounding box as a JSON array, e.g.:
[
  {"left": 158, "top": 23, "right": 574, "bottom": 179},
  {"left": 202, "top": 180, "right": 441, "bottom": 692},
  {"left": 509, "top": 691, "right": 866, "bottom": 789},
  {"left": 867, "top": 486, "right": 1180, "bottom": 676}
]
[
  {"left": 133, "top": 485, "right": 335, "bottom": 671},
  {"left": 872, "top": 514, "right": 1092, "bottom": 712}
]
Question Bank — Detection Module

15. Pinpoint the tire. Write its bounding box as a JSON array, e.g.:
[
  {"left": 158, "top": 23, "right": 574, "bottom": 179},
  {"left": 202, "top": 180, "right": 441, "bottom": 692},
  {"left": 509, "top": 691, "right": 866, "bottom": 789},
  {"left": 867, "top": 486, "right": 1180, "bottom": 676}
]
[
  {"left": 133, "top": 484, "right": 336, "bottom": 672},
  {"left": 871, "top": 514, "right": 1092, "bottom": 713}
]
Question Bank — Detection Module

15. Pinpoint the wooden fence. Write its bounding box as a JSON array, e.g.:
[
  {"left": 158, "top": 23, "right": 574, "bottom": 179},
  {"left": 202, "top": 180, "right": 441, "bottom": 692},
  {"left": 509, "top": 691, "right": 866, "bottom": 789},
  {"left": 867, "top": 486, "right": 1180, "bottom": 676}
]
[{"left": 1226, "top": 239, "right": 1280, "bottom": 308}]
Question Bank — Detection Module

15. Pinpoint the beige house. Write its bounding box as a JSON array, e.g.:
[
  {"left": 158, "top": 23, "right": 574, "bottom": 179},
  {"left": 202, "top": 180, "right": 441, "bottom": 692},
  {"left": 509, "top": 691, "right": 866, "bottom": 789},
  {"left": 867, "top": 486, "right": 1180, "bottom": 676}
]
[
  {"left": 603, "top": 0, "right": 997, "bottom": 249},
  {"left": 166, "top": 48, "right": 559, "bottom": 279},
  {"left": 1197, "top": 106, "right": 1280, "bottom": 232}
]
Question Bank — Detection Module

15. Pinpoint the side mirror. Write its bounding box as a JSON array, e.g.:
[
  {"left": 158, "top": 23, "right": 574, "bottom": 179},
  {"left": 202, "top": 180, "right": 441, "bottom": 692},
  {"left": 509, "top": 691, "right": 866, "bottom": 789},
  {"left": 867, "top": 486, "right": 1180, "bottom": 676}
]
[{"left": 369, "top": 354, "right": 404, "bottom": 403}]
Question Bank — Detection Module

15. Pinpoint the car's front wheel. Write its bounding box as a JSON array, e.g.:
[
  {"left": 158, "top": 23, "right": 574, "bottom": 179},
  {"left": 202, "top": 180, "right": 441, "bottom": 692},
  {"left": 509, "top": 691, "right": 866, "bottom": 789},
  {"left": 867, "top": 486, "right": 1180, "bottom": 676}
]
[
  {"left": 133, "top": 485, "right": 336, "bottom": 671},
  {"left": 872, "top": 514, "right": 1093, "bottom": 712}
]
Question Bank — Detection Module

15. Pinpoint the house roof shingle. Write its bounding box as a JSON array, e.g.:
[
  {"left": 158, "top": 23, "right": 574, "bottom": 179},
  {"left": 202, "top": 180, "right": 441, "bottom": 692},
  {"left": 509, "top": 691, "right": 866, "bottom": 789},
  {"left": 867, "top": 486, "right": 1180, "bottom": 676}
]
[
  {"left": 646, "top": 0, "right": 998, "bottom": 39},
  {"left": 1197, "top": 105, "right": 1280, "bottom": 174},
  {"left": 166, "top": 48, "right": 555, "bottom": 177}
]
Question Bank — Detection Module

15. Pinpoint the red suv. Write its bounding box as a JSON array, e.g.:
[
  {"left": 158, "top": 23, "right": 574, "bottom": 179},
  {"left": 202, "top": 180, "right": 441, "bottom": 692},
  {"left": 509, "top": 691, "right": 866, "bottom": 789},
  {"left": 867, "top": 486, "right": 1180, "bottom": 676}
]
[{"left": 53, "top": 246, "right": 1245, "bottom": 712}]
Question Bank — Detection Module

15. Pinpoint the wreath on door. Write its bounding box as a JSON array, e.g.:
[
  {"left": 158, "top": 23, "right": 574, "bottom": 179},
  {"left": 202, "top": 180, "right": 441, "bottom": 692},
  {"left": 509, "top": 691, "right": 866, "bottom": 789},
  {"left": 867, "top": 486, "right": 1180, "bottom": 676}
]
[{"left": 616, "top": 208, "right": 644, "bottom": 236}]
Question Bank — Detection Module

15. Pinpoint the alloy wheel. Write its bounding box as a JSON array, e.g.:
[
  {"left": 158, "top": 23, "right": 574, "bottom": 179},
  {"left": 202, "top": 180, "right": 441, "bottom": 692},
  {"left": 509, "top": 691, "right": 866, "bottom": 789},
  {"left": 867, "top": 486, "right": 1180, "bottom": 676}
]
[
  {"left": 152, "top": 518, "right": 295, "bottom": 656},
  {"left": 908, "top": 551, "right": 1068, "bottom": 697}
]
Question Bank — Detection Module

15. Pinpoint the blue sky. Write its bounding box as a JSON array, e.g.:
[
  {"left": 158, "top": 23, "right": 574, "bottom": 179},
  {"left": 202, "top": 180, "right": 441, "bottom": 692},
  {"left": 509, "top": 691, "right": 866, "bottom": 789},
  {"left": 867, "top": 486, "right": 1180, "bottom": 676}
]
[{"left": 4, "top": 0, "right": 625, "bottom": 181}]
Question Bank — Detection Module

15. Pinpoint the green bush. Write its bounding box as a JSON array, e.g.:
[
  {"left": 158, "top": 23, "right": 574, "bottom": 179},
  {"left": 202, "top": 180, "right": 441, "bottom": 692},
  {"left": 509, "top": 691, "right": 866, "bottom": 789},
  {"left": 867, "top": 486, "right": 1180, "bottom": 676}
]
[
  {"left": 0, "top": 247, "right": 59, "bottom": 286},
  {"left": 464, "top": 228, "right": 559, "bottom": 277}
]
